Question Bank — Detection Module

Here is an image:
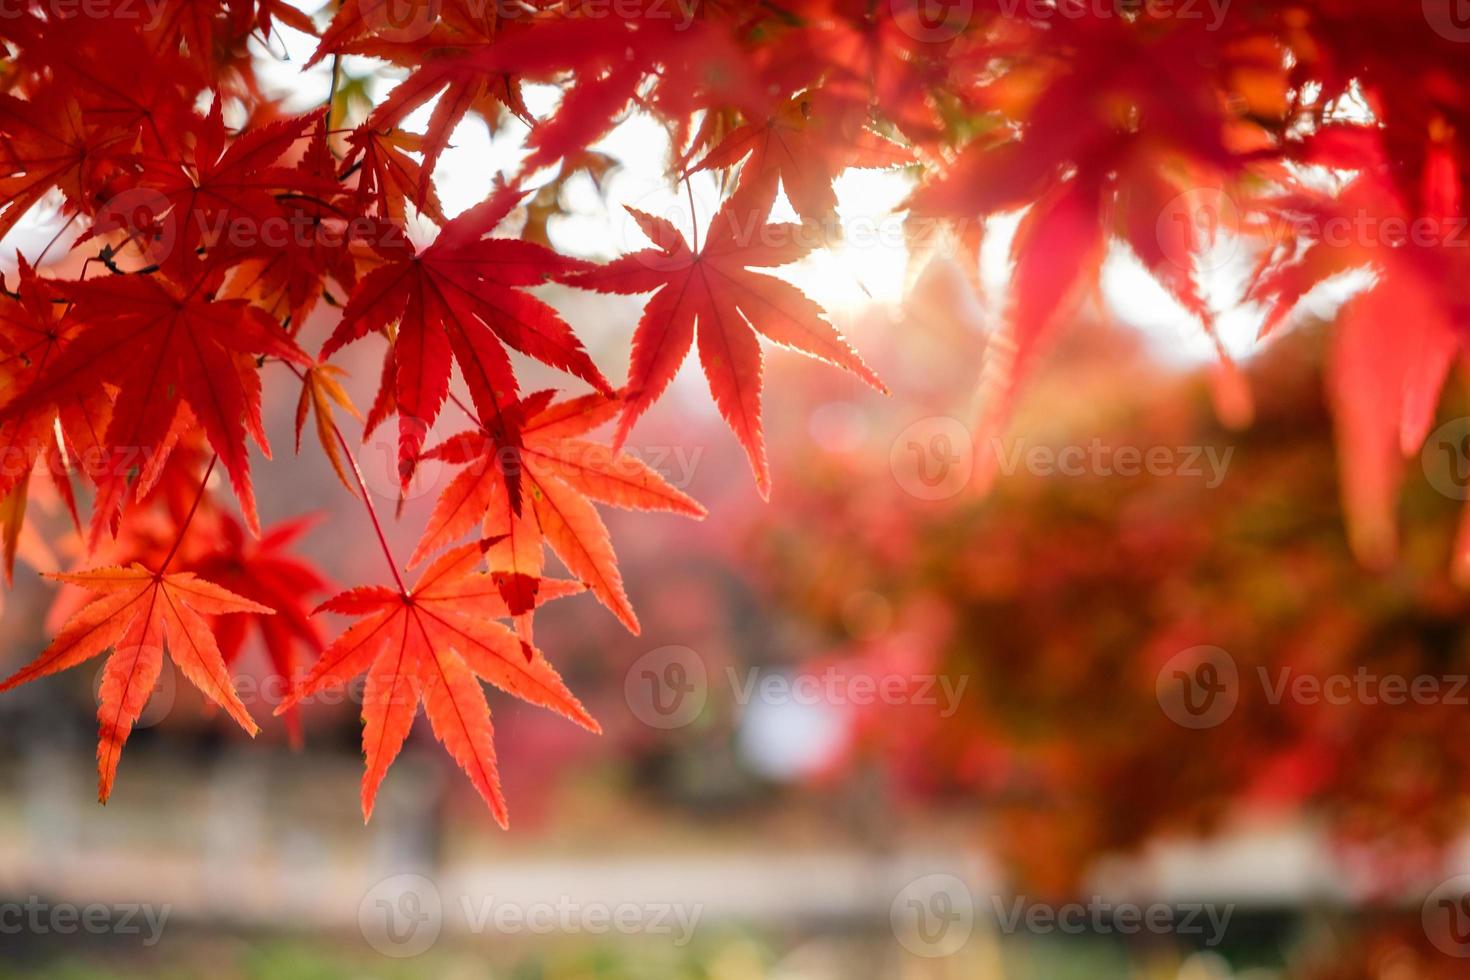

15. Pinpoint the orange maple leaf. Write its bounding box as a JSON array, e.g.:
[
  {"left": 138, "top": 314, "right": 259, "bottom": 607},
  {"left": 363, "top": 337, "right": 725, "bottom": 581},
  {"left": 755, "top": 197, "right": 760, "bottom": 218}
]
[
  {"left": 0, "top": 564, "right": 269, "bottom": 802},
  {"left": 413, "top": 390, "right": 708, "bottom": 636},
  {"left": 278, "top": 540, "right": 598, "bottom": 825}
]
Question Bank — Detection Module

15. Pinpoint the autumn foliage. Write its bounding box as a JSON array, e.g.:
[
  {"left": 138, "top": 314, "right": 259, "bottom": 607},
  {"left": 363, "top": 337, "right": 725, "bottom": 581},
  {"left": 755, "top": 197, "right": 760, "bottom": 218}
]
[
  {"left": 1, "top": 0, "right": 1468, "bottom": 824},
  {"left": 751, "top": 325, "right": 1470, "bottom": 898}
]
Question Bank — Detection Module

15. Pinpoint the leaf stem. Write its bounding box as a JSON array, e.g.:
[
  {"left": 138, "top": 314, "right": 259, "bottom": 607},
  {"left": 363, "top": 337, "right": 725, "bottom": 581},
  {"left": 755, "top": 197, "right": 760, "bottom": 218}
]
[
  {"left": 448, "top": 391, "right": 482, "bottom": 430},
  {"left": 684, "top": 175, "right": 701, "bottom": 254},
  {"left": 326, "top": 53, "right": 342, "bottom": 128},
  {"left": 159, "top": 455, "right": 218, "bottom": 574},
  {"left": 331, "top": 418, "right": 409, "bottom": 594},
  {"left": 282, "top": 361, "right": 408, "bottom": 593},
  {"left": 34, "top": 213, "right": 80, "bottom": 267}
]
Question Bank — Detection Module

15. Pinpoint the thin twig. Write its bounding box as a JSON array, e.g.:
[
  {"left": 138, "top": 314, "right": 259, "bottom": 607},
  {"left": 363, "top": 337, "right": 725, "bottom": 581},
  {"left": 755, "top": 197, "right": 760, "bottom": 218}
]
[{"left": 159, "top": 455, "right": 218, "bottom": 574}]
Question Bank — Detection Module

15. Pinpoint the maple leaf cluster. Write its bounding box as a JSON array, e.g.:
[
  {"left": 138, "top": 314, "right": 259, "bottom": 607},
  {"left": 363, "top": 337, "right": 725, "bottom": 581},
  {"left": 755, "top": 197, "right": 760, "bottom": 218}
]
[{"left": 0, "top": 1, "right": 1466, "bottom": 821}]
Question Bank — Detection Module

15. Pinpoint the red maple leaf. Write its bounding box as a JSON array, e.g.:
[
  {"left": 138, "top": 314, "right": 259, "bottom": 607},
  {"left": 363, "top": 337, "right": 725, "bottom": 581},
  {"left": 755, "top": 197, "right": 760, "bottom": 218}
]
[
  {"left": 322, "top": 185, "right": 612, "bottom": 481},
  {"left": 0, "top": 261, "right": 112, "bottom": 577},
  {"left": 0, "top": 88, "right": 130, "bottom": 240},
  {"left": 561, "top": 200, "right": 886, "bottom": 497},
  {"left": 969, "top": 173, "right": 1109, "bottom": 493},
  {"left": 0, "top": 272, "right": 310, "bottom": 541},
  {"left": 354, "top": 12, "right": 755, "bottom": 188},
  {"left": 190, "top": 514, "right": 333, "bottom": 747},
  {"left": 309, "top": 0, "right": 498, "bottom": 69},
  {"left": 140, "top": 104, "right": 332, "bottom": 277},
  {"left": 1248, "top": 129, "right": 1465, "bottom": 569},
  {"left": 341, "top": 126, "right": 448, "bottom": 226},
  {"left": 691, "top": 89, "right": 913, "bottom": 226},
  {"left": 321, "top": 12, "right": 532, "bottom": 185},
  {"left": 0, "top": 14, "right": 205, "bottom": 160}
]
